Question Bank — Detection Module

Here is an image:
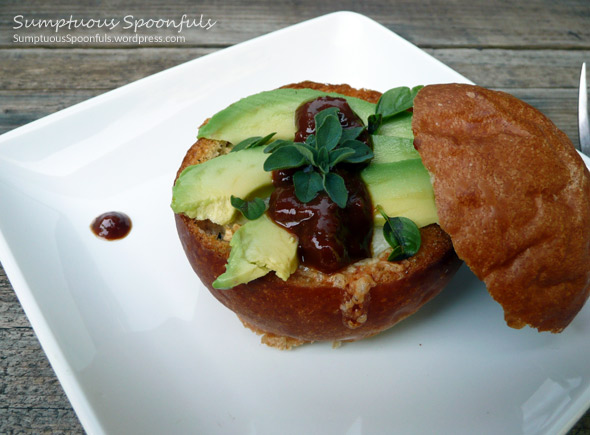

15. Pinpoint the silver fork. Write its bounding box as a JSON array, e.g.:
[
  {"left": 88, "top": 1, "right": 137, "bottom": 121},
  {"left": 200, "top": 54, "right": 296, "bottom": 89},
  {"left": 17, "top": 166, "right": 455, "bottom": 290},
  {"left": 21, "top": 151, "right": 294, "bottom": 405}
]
[{"left": 579, "top": 62, "right": 590, "bottom": 156}]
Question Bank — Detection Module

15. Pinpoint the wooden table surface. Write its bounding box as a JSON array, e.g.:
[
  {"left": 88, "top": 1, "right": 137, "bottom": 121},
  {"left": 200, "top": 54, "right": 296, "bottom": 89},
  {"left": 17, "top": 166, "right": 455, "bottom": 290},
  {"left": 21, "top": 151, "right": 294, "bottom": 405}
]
[{"left": 1, "top": 0, "right": 589, "bottom": 433}]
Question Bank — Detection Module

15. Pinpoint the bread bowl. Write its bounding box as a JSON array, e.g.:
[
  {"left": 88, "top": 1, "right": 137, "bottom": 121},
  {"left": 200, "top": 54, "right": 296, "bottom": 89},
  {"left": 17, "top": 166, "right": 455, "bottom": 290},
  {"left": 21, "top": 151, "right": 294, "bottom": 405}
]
[
  {"left": 173, "top": 82, "right": 462, "bottom": 348},
  {"left": 172, "top": 81, "right": 590, "bottom": 348}
]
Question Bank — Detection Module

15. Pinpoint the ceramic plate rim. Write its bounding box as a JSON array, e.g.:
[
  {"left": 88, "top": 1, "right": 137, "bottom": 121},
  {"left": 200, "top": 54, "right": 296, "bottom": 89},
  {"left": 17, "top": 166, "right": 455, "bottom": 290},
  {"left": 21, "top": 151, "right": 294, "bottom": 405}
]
[{"left": 1, "top": 11, "right": 589, "bottom": 435}]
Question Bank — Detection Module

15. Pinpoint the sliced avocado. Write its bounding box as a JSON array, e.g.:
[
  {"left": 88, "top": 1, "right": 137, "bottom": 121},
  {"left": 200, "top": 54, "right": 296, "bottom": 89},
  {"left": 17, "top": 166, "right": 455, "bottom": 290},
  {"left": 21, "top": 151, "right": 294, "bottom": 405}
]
[
  {"left": 361, "top": 159, "right": 438, "bottom": 228},
  {"left": 212, "top": 214, "right": 298, "bottom": 289},
  {"left": 171, "top": 147, "right": 272, "bottom": 225},
  {"left": 378, "top": 111, "right": 413, "bottom": 138},
  {"left": 372, "top": 135, "right": 420, "bottom": 164},
  {"left": 179, "top": 86, "right": 438, "bottom": 289},
  {"left": 198, "top": 88, "right": 376, "bottom": 145}
]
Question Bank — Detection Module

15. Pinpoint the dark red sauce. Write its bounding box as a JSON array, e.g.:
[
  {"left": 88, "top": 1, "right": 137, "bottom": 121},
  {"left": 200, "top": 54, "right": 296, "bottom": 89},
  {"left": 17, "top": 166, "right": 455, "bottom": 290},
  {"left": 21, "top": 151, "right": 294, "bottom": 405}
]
[
  {"left": 268, "top": 169, "right": 372, "bottom": 273},
  {"left": 267, "top": 97, "right": 373, "bottom": 273},
  {"left": 294, "top": 96, "right": 371, "bottom": 147},
  {"left": 91, "top": 212, "right": 132, "bottom": 240}
]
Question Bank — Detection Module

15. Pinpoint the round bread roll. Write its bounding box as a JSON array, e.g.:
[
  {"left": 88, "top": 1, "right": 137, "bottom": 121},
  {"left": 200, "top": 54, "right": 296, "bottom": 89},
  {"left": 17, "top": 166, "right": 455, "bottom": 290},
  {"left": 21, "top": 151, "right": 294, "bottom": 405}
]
[
  {"left": 412, "top": 83, "right": 590, "bottom": 332},
  {"left": 174, "top": 82, "right": 462, "bottom": 349}
]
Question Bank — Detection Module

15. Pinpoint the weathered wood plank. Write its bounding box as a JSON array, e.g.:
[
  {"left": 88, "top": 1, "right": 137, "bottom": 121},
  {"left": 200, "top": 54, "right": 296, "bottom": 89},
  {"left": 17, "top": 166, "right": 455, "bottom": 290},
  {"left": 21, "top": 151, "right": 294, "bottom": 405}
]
[
  {"left": 0, "top": 266, "right": 83, "bottom": 434},
  {"left": 0, "top": 270, "right": 30, "bottom": 329},
  {"left": 423, "top": 49, "right": 590, "bottom": 89},
  {"left": 0, "top": 48, "right": 215, "bottom": 90},
  {"left": 0, "top": 0, "right": 588, "bottom": 49},
  {"left": 0, "top": 408, "right": 83, "bottom": 435},
  {"left": 571, "top": 416, "right": 590, "bottom": 435},
  {"left": 2, "top": 48, "right": 587, "bottom": 93}
]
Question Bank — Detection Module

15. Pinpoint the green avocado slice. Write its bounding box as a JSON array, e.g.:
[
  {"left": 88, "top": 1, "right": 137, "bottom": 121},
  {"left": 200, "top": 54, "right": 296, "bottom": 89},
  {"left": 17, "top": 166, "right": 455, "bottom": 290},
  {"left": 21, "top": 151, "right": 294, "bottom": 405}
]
[
  {"left": 371, "top": 135, "right": 420, "bottom": 164},
  {"left": 198, "top": 88, "right": 375, "bottom": 144},
  {"left": 212, "top": 214, "right": 298, "bottom": 289},
  {"left": 171, "top": 147, "right": 272, "bottom": 225},
  {"left": 377, "top": 111, "right": 413, "bottom": 138},
  {"left": 361, "top": 159, "right": 438, "bottom": 228}
]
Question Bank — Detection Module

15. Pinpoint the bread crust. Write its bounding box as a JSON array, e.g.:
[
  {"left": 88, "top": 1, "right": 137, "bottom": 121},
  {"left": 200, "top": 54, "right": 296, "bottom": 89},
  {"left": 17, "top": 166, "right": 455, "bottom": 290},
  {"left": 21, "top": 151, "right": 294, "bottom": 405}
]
[
  {"left": 174, "top": 82, "right": 462, "bottom": 347},
  {"left": 412, "top": 83, "right": 590, "bottom": 332}
]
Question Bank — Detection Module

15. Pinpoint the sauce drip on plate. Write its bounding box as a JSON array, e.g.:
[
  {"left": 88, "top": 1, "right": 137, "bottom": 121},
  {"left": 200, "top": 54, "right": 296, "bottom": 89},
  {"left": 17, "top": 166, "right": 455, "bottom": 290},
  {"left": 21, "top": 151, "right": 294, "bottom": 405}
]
[{"left": 91, "top": 212, "right": 132, "bottom": 240}]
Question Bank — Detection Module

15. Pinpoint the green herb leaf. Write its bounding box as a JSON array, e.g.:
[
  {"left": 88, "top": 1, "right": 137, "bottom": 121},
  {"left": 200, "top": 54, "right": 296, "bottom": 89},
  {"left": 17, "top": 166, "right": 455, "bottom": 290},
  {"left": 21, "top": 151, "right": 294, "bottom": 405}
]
[
  {"left": 293, "top": 170, "right": 323, "bottom": 203},
  {"left": 369, "top": 85, "right": 423, "bottom": 134},
  {"left": 368, "top": 113, "right": 382, "bottom": 134},
  {"left": 340, "top": 126, "right": 365, "bottom": 143},
  {"left": 264, "top": 139, "right": 295, "bottom": 153},
  {"left": 316, "top": 146, "right": 330, "bottom": 173},
  {"left": 338, "top": 140, "right": 373, "bottom": 164},
  {"left": 305, "top": 134, "right": 316, "bottom": 146},
  {"left": 378, "top": 207, "right": 421, "bottom": 261},
  {"left": 314, "top": 107, "right": 339, "bottom": 130},
  {"left": 230, "top": 195, "right": 266, "bottom": 220},
  {"left": 231, "top": 132, "right": 276, "bottom": 153},
  {"left": 316, "top": 113, "right": 342, "bottom": 152},
  {"left": 328, "top": 147, "right": 356, "bottom": 167},
  {"left": 292, "top": 142, "right": 317, "bottom": 165},
  {"left": 323, "top": 172, "right": 348, "bottom": 208},
  {"left": 376, "top": 86, "right": 423, "bottom": 120},
  {"left": 263, "top": 145, "right": 307, "bottom": 171}
]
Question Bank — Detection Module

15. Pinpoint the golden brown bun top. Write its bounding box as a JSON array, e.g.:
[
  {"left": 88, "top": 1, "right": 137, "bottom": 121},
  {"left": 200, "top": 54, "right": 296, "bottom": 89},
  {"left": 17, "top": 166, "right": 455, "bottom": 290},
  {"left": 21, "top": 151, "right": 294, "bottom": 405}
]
[
  {"left": 279, "top": 80, "right": 382, "bottom": 104},
  {"left": 412, "top": 83, "right": 590, "bottom": 332}
]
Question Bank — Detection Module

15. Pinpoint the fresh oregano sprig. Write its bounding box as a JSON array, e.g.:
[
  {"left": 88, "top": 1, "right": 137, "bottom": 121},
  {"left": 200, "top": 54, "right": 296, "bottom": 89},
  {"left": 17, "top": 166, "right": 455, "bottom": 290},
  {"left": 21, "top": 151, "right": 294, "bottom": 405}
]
[
  {"left": 230, "top": 195, "right": 266, "bottom": 220},
  {"left": 368, "top": 86, "right": 423, "bottom": 134},
  {"left": 230, "top": 132, "right": 276, "bottom": 152},
  {"left": 377, "top": 206, "right": 421, "bottom": 261},
  {"left": 262, "top": 108, "right": 373, "bottom": 208}
]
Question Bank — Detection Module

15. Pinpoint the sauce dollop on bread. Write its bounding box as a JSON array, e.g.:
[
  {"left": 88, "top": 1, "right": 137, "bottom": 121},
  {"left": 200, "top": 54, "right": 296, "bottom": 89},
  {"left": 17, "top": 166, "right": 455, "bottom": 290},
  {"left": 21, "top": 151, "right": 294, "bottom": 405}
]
[{"left": 268, "top": 96, "right": 373, "bottom": 273}]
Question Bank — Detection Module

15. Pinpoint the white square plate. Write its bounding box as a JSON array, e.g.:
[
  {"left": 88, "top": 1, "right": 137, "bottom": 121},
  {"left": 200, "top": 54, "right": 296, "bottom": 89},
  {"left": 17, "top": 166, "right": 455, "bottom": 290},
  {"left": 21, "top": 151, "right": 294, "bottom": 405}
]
[{"left": 1, "top": 11, "right": 589, "bottom": 435}]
